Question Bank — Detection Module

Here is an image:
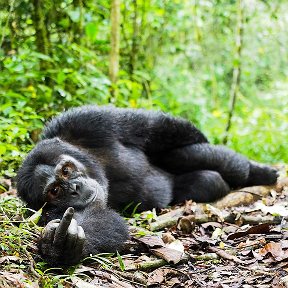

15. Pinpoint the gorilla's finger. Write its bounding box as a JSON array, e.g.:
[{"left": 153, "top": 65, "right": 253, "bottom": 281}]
[
  {"left": 41, "top": 220, "right": 60, "bottom": 243},
  {"left": 54, "top": 207, "right": 74, "bottom": 245},
  {"left": 66, "top": 219, "right": 78, "bottom": 251},
  {"left": 74, "top": 226, "right": 86, "bottom": 258}
]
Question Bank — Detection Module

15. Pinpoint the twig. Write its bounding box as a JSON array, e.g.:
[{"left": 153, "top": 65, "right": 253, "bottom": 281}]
[
  {"left": 125, "top": 258, "right": 167, "bottom": 271},
  {"left": 192, "top": 253, "right": 219, "bottom": 261},
  {"left": 125, "top": 254, "right": 189, "bottom": 271},
  {"left": 92, "top": 270, "right": 133, "bottom": 287},
  {"left": 146, "top": 184, "right": 276, "bottom": 231},
  {"left": 23, "top": 247, "right": 39, "bottom": 278},
  {"left": 109, "top": 270, "right": 147, "bottom": 286},
  {"left": 149, "top": 208, "right": 184, "bottom": 231},
  {"left": 208, "top": 246, "right": 244, "bottom": 264}
]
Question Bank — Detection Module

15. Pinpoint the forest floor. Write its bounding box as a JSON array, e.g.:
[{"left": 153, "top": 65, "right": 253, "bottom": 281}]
[{"left": 0, "top": 165, "right": 288, "bottom": 288}]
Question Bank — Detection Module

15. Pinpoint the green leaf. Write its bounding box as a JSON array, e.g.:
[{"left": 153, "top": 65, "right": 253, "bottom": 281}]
[
  {"left": 116, "top": 251, "right": 125, "bottom": 271},
  {"left": 25, "top": 208, "right": 43, "bottom": 226},
  {"left": 68, "top": 9, "right": 80, "bottom": 22},
  {"left": 0, "top": 145, "right": 6, "bottom": 156},
  {"left": 85, "top": 22, "right": 98, "bottom": 42}
]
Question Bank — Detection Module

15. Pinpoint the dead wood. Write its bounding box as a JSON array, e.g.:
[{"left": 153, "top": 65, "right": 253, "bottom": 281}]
[
  {"left": 213, "top": 185, "right": 273, "bottom": 209},
  {"left": 208, "top": 246, "right": 244, "bottom": 264},
  {"left": 148, "top": 184, "right": 283, "bottom": 231},
  {"left": 149, "top": 208, "right": 185, "bottom": 231}
]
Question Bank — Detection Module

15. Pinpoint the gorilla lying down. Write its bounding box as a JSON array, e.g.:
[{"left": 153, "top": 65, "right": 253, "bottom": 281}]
[{"left": 17, "top": 106, "right": 278, "bottom": 266}]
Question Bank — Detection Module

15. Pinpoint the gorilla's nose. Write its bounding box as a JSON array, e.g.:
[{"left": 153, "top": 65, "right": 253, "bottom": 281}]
[{"left": 72, "top": 183, "right": 78, "bottom": 191}]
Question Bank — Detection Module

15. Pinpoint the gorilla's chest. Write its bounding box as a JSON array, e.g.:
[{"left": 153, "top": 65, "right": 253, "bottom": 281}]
[{"left": 91, "top": 142, "right": 173, "bottom": 211}]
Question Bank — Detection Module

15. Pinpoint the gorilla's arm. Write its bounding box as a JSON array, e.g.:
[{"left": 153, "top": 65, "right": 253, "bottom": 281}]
[
  {"left": 39, "top": 207, "right": 129, "bottom": 266},
  {"left": 42, "top": 106, "right": 208, "bottom": 152}
]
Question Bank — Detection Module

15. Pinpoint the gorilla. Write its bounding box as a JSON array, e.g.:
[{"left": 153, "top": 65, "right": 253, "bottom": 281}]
[{"left": 16, "top": 106, "right": 278, "bottom": 266}]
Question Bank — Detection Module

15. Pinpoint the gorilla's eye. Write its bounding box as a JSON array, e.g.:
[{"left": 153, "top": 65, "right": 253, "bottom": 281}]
[
  {"left": 62, "top": 165, "right": 72, "bottom": 177},
  {"left": 49, "top": 186, "right": 60, "bottom": 197}
]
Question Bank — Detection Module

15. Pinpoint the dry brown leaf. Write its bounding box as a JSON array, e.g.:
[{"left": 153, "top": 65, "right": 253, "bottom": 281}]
[
  {"left": 256, "top": 241, "right": 288, "bottom": 262},
  {"left": 162, "top": 232, "right": 176, "bottom": 244},
  {"left": 177, "top": 215, "right": 196, "bottom": 234},
  {"left": 151, "top": 247, "right": 183, "bottom": 264},
  {"left": 137, "top": 235, "right": 165, "bottom": 248},
  {"left": 227, "top": 223, "right": 271, "bottom": 240},
  {"left": 276, "top": 177, "right": 288, "bottom": 192},
  {"left": 0, "top": 256, "right": 21, "bottom": 264}
]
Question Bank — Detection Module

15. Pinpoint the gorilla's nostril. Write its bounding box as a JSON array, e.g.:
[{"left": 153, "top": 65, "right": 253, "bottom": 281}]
[{"left": 72, "top": 183, "right": 80, "bottom": 191}]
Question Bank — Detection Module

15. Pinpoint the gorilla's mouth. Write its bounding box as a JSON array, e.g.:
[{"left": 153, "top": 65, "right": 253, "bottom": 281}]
[{"left": 91, "top": 193, "right": 98, "bottom": 203}]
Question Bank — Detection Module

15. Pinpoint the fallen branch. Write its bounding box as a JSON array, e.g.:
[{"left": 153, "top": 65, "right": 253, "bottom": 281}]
[
  {"left": 125, "top": 258, "right": 167, "bottom": 271},
  {"left": 149, "top": 208, "right": 184, "bottom": 231},
  {"left": 213, "top": 185, "right": 273, "bottom": 209},
  {"left": 208, "top": 246, "right": 244, "bottom": 264},
  {"left": 148, "top": 202, "right": 283, "bottom": 232},
  {"left": 106, "top": 269, "right": 147, "bottom": 286},
  {"left": 148, "top": 184, "right": 280, "bottom": 231},
  {"left": 125, "top": 254, "right": 189, "bottom": 271},
  {"left": 239, "top": 214, "right": 283, "bottom": 225},
  {"left": 192, "top": 253, "right": 219, "bottom": 261}
]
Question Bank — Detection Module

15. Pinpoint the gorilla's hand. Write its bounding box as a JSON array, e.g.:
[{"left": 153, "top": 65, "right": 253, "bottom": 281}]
[{"left": 39, "top": 207, "right": 86, "bottom": 266}]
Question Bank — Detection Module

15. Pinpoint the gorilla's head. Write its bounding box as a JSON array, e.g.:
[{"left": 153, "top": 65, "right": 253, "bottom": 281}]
[{"left": 17, "top": 138, "right": 108, "bottom": 211}]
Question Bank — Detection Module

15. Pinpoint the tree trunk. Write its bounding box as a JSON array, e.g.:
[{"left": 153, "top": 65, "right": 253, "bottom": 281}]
[
  {"left": 32, "top": 0, "right": 51, "bottom": 72},
  {"left": 72, "top": 0, "right": 83, "bottom": 44},
  {"left": 129, "top": 0, "right": 139, "bottom": 75},
  {"left": 223, "top": 0, "right": 244, "bottom": 144},
  {"left": 109, "top": 0, "right": 121, "bottom": 102}
]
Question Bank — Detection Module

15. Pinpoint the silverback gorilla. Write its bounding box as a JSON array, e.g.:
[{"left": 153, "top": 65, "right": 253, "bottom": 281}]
[{"left": 17, "top": 106, "right": 278, "bottom": 266}]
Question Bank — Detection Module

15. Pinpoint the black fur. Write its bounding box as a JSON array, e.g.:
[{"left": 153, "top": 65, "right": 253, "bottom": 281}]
[{"left": 16, "top": 105, "right": 278, "bottom": 265}]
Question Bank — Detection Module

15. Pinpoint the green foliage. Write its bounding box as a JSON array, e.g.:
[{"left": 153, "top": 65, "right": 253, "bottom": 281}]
[
  {"left": 0, "top": 0, "right": 287, "bottom": 177},
  {"left": 116, "top": 251, "right": 126, "bottom": 271},
  {"left": 0, "top": 197, "right": 119, "bottom": 285},
  {"left": 0, "top": 196, "right": 40, "bottom": 272}
]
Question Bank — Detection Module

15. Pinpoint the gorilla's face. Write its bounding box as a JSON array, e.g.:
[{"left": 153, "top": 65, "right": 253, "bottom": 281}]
[
  {"left": 35, "top": 155, "right": 107, "bottom": 210},
  {"left": 17, "top": 138, "right": 108, "bottom": 211}
]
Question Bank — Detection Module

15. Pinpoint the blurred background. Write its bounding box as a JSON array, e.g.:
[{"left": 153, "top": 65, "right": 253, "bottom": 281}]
[{"left": 0, "top": 0, "right": 287, "bottom": 177}]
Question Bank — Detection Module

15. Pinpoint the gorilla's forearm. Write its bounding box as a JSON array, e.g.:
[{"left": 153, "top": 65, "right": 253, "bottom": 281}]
[
  {"left": 76, "top": 206, "right": 129, "bottom": 258},
  {"left": 38, "top": 206, "right": 129, "bottom": 266}
]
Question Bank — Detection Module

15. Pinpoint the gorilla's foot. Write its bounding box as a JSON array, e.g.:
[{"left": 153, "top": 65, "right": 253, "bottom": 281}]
[{"left": 247, "top": 161, "right": 278, "bottom": 186}]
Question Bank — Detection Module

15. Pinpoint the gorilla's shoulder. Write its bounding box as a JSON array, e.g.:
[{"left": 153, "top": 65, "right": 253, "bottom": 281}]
[{"left": 42, "top": 105, "right": 166, "bottom": 140}]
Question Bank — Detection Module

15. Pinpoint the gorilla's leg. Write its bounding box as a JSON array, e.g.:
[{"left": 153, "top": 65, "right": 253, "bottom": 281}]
[
  {"left": 246, "top": 160, "right": 278, "bottom": 186},
  {"left": 160, "top": 144, "right": 278, "bottom": 188},
  {"left": 173, "top": 170, "right": 230, "bottom": 203}
]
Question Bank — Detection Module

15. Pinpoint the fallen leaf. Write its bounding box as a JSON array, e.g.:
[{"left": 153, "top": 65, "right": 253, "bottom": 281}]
[
  {"left": 167, "top": 239, "right": 184, "bottom": 253},
  {"left": 227, "top": 223, "right": 270, "bottom": 240},
  {"left": 137, "top": 235, "right": 165, "bottom": 248},
  {"left": 0, "top": 256, "right": 21, "bottom": 264},
  {"left": 254, "top": 202, "right": 288, "bottom": 217},
  {"left": 151, "top": 247, "right": 183, "bottom": 264},
  {"left": 256, "top": 241, "right": 288, "bottom": 262},
  {"left": 177, "top": 215, "right": 196, "bottom": 234},
  {"left": 211, "top": 227, "right": 223, "bottom": 240},
  {"left": 162, "top": 232, "right": 176, "bottom": 244}
]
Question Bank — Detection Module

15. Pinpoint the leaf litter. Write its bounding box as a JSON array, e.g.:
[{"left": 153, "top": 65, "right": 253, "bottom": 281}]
[{"left": 1, "top": 166, "right": 288, "bottom": 287}]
